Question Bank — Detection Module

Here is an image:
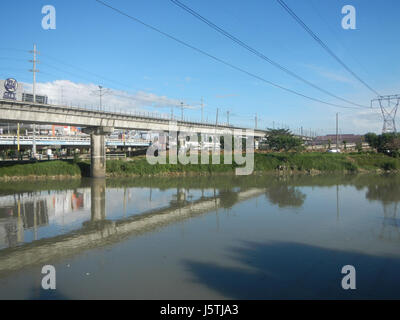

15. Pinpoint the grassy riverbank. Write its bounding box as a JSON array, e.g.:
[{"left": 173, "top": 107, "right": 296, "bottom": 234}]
[
  {"left": 0, "top": 160, "right": 81, "bottom": 180},
  {"left": 106, "top": 152, "right": 400, "bottom": 176},
  {"left": 0, "top": 152, "right": 399, "bottom": 180}
]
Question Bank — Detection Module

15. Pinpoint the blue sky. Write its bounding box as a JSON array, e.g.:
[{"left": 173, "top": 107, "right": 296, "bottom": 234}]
[{"left": 1, "top": 0, "right": 399, "bottom": 134}]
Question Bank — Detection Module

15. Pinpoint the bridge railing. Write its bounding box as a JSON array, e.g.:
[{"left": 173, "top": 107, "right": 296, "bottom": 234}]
[
  {"left": 78, "top": 153, "right": 127, "bottom": 160},
  {"left": 0, "top": 135, "right": 151, "bottom": 145}
]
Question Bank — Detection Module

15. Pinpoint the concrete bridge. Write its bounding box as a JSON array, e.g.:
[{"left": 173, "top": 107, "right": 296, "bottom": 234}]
[{"left": 0, "top": 99, "right": 267, "bottom": 177}]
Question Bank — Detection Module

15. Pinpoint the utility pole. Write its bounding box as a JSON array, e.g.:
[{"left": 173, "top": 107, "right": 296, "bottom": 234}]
[
  {"left": 255, "top": 114, "right": 258, "bottom": 129},
  {"left": 99, "top": 86, "right": 103, "bottom": 110},
  {"left": 226, "top": 110, "right": 230, "bottom": 126},
  {"left": 201, "top": 97, "right": 204, "bottom": 123},
  {"left": 29, "top": 44, "right": 39, "bottom": 157},
  {"left": 181, "top": 102, "right": 184, "bottom": 121},
  {"left": 171, "top": 107, "right": 174, "bottom": 120},
  {"left": 336, "top": 113, "right": 339, "bottom": 150},
  {"left": 60, "top": 86, "right": 64, "bottom": 105},
  {"left": 215, "top": 108, "right": 219, "bottom": 127},
  {"left": 17, "top": 123, "right": 20, "bottom": 158},
  {"left": 92, "top": 85, "right": 110, "bottom": 111}
]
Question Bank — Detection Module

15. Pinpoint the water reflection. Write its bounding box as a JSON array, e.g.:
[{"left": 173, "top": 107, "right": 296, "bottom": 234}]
[
  {"left": 1, "top": 174, "right": 400, "bottom": 250},
  {"left": 0, "top": 188, "right": 90, "bottom": 249},
  {"left": 265, "top": 177, "right": 306, "bottom": 208},
  {"left": 184, "top": 240, "right": 400, "bottom": 299},
  {"left": 361, "top": 175, "right": 400, "bottom": 241},
  {"left": 82, "top": 179, "right": 106, "bottom": 230},
  {"left": 0, "top": 173, "right": 399, "bottom": 297}
]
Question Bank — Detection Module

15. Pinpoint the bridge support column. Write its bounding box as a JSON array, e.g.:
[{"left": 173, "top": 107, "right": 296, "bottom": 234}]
[
  {"left": 91, "top": 133, "right": 106, "bottom": 178},
  {"left": 83, "top": 126, "right": 113, "bottom": 178}
]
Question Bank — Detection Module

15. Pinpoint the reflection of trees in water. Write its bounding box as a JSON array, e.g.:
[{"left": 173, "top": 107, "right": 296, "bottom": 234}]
[
  {"left": 265, "top": 183, "right": 306, "bottom": 208},
  {"left": 379, "top": 203, "right": 399, "bottom": 240},
  {"left": 365, "top": 179, "right": 400, "bottom": 204},
  {"left": 219, "top": 190, "right": 239, "bottom": 209},
  {"left": 362, "top": 175, "right": 400, "bottom": 241}
]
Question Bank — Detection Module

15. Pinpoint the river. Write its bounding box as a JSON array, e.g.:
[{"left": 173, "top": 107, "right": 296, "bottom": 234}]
[{"left": 0, "top": 174, "right": 399, "bottom": 299}]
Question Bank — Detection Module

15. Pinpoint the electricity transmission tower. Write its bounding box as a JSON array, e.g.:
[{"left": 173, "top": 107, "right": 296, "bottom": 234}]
[{"left": 371, "top": 95, "right": 400, "bottom": 133}]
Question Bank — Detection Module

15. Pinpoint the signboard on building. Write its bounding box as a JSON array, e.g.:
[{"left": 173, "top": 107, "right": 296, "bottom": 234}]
[
  {"left": 22, "top": 93, "right": 48, "bottom": 104},
  {"left": 0, "top": 78, "right": 23, "bottom": 100},
  {"left": 2, "top": 78, "right": 18, "bottom": 100}
]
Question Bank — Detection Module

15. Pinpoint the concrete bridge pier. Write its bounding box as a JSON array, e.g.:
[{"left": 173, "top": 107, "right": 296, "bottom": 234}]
[{"left": 83, "top": 126, "right": 114, "bottom": 178}]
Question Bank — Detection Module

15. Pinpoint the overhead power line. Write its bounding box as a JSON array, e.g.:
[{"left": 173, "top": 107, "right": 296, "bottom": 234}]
[
  {"left": 40, "top": 53, "right": 134, "bottom": 91},
  {"left": 94, "top": 0, "right": 365, "bottom": 110},
  {"left": 170, "top": 0, "right": 368, "bottom": 109},
  {"left": 276, "top": 0, "right": 381, "bottom": 97}
]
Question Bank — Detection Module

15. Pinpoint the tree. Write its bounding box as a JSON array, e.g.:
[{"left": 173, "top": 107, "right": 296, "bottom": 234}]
[
  {"left": 265, "top": 128, "right": 303, "bottom": 152},
  {"left": 355, "top": 141, "right": 363, "bottom": 153},
  {"left": 365, "top": 132, "right": 400, "bottom": 156},
  {"left": 365, "top": 132, "right": 379, "bottom": 150}
]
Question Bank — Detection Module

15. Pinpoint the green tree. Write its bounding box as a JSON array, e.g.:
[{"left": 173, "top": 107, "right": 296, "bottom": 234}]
[
  {"left": 365, "top": 132, "right": 400, "bottom": 156},
  {"left": 355, "top": 141, "right": 363, "bottom": 153},
  {"left": 365, "top": 132, "right": 379, "bottom": 149},
  {"left": 265, "top": 128, "right": 303, "bottom": 152}
]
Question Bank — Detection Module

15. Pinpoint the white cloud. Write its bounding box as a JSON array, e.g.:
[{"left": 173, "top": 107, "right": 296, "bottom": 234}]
[
  {"left": 340, "top": 108, "right": 383, "bottom": 134},
  {"left": 21, "top": 80, "right": 182, "bottom": 113}
]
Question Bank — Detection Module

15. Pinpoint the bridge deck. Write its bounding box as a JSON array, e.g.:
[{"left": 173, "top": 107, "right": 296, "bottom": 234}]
[{"left": 0, "top": 99, "right": 266, "bottom": 137}]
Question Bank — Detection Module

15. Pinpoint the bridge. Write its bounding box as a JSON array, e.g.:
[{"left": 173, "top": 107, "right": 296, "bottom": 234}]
[{"left": 0, "top": 99, "right": 267, "bottom": 177}]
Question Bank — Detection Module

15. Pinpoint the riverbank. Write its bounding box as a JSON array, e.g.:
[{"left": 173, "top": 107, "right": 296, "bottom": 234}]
[
  {"left": 0, "top": 152, "right": 399, "bottom": 180},
  {"left": 0, "top": 160, "right": 81, "bottom": 181}
]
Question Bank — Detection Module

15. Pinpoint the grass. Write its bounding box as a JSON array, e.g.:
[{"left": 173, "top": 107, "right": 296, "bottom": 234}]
[
  {"left": 0, "top": 160, "right": 81, "bottom": 178},
  {"left": 106, "top": 152, "right": 400, "bottom": 176},
  {"left": 0, "top": 152, "right": 399, "bottom": 179},
  {"left": 106, "top": 154, "right": 239, "bottom": 176},
  {"left": 254, "top": 153, "right": 359, "bottom": 172}
]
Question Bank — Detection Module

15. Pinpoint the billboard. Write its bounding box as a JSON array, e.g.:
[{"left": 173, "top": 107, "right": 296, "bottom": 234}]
[{"left": 0, "top": 78, "right": 23, "bottom": 101}]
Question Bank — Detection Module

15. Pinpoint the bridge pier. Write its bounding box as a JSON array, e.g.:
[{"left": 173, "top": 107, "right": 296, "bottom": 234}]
[
  {"left": 83, "top": 126, "right": 113, "bottom": 178},
  {"left": 90, "top": 133, "right": 106, "bottom": 178}
]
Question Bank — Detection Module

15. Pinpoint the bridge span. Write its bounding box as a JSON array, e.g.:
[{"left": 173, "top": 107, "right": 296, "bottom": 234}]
[{"left": 0, "top": 99, "right": 267, "bottom": 177}]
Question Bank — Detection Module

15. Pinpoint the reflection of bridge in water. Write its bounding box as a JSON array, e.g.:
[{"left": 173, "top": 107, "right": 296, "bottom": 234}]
[
  {"left": 1, "top": 174, "right": 399, "bottom": 275},
  {"left": 0, "top": 179, "right": 265, "bottom": 275}
]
